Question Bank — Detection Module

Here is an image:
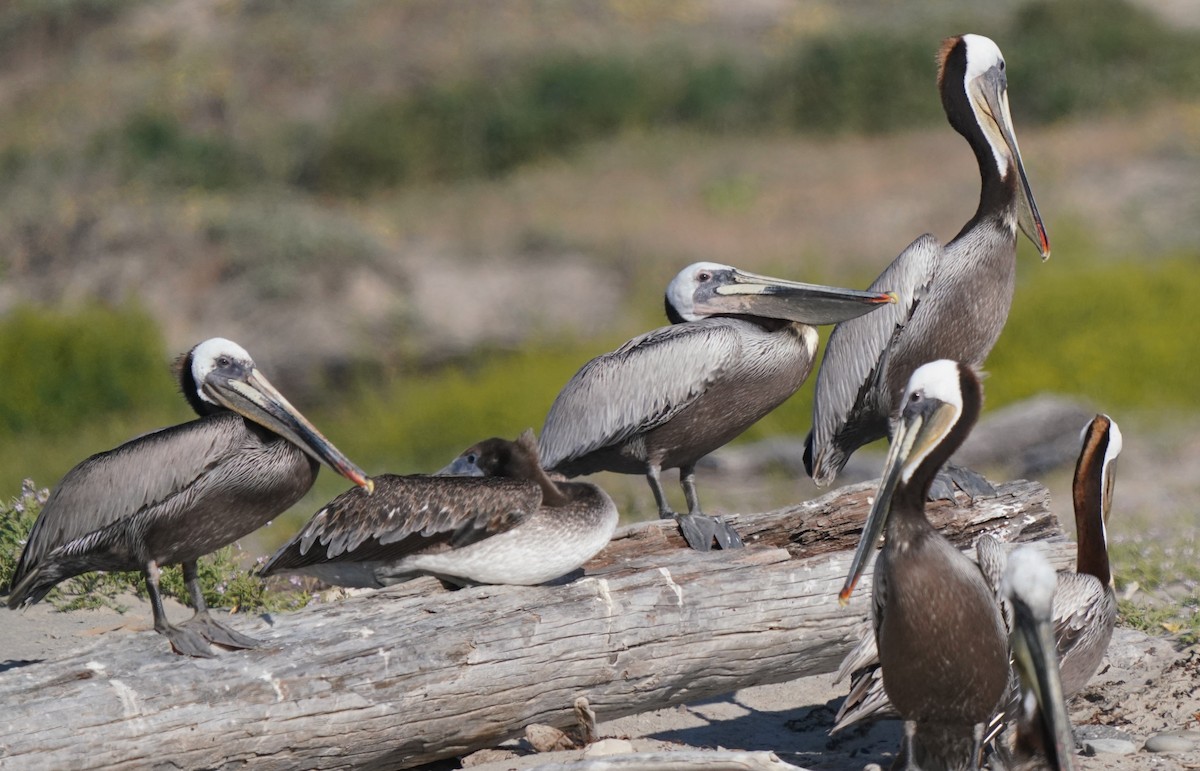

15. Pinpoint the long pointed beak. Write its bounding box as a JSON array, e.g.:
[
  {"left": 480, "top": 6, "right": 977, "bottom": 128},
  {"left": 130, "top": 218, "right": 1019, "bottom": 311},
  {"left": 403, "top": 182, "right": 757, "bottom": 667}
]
[
  {"left": 976, "top": 70, "right": 1050, "bottom": 260},
  {"left": 206, "top": 369, "right": 374, "bottom": 493},
  {"left": 1012, "top": 598, "right": 1077, "bottom": 770},
  {"left": 436, "top": 456, "right": 485, "bottom": 477},
  {"left": 706, "top": 268, "right": 896, "bottom": 325},
  {"left": 839, "top": 400, "right": 958, "bottom": 604}
]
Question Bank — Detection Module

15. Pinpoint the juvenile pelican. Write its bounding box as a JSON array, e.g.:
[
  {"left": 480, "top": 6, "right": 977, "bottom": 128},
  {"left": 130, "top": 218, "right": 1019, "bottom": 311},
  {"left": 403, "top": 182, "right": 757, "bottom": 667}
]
[
  {"left": 5, "top": 338, "right": 372, "bottom": 657},
  {"left": 540, "top": 262, "right": 894, "bottom": 551},
  {"left": 839, "top": 360, "right": 1008, "bottom": 769},
  {"left": 259, "top": 430, "right": 617, "bottom": 587},
  {"left": 806, "top": 34, "right": 1050, "bottom": 491},
  {"left": 1001, "top": 546, "right": 1078, "bottom": 771},
  {"left": 832, "top": 414, "right": 1122, "bottom": 734}
]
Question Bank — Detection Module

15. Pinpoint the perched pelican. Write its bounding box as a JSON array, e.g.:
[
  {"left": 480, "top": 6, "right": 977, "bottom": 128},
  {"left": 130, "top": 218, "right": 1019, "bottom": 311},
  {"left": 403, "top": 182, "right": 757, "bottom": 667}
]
[
  {"left": 1001, "top": 546, "right": 1078, "bottom": 771},
  {"left": 839, "top": 359, "right": 1009, "bottom": 769},
  {"left": 259, "top": 430, "right": 618, "bottom": 587},
  {"left": 5, "top": 338, "right": 372, "bottom": 657},
  {"left": 805, "top": 34, "right": 1050, "bottom": 491},
  {"left": 540, "top": 262, "right": 895, "bottom": 551},
  {"left": 1055, "top": 413, "right": 1120, "bottom": 694},
  {"left": 831, "top": 414, "right": 1122, "bottom": 734}
]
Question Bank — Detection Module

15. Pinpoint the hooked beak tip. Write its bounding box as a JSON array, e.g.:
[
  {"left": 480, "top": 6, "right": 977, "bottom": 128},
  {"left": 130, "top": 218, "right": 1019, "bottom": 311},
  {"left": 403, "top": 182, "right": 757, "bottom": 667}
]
[
  {"left": 837, "top": 585, "right": 855, "bottom": 606},
  {"left": 363, "top": 478, "right": 375, "bottom": 495},
  {"left": 882, "top": 291, "right": 899, "bottom": 304}
]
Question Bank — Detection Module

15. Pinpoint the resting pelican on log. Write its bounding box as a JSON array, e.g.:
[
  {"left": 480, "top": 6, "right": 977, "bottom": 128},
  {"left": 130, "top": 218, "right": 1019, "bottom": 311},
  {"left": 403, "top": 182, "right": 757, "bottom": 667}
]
[
  {"left": 839, "top": 359, "right": 1008, "bottom": 769},
  {"left": 5, "top": 338, "right": 372, "bottom": 658},
  {"left": 540, "top": 262, "right": 895, "bottom": 552},
  {"left": 805, "top": 34, "right": 1050, "bottom": 497},
  {"left": 259, "top": 430, "right": 617, "bottom": 587}
]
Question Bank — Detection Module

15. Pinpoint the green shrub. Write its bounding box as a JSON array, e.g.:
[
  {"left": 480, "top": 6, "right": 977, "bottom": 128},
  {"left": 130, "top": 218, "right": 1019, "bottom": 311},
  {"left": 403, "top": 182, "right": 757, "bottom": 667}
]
[
  {"left": 112, "top": 111, "right": 252, "bottom": 191},
  {"left": 0, "top": 304, "right": 178, "bottom": 436}
]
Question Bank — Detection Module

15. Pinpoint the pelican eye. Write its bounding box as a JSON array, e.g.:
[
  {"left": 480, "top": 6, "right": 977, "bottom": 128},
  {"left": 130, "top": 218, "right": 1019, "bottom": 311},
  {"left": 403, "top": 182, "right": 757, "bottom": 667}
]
[
  {"left": 466, "top": 453, "right": 478, "bottom": 464},
  {"left": 697, "top": 270, "right": 712, "bottom": 282},
  {"left": 217, "top": 355, "right": 232, "bottom": 368}
]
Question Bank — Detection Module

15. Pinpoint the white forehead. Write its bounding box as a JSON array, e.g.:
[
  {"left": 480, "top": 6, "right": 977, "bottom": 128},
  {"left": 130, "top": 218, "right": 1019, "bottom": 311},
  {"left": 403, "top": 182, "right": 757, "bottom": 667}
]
[
  {"left": 1079, "top": 414, "right": 1123, "bottom": 466},
  {"left": 666, "top": 262, "right": 733, "bottom": 319},
  {"left": 962, "top": 34, "right": 1004, "bottom": 80},
  {"left": 906, "top": 359, "right": 963, "bottom": 406},
  {"left": 1003, "top": 545, "right": 1057, "bottom": 612},
  {"left": 1103, "top": 415, "right": 1123, "bottom": 465},
  {"left": 191, "top": 337, "right": 253, "bottom": 380}
]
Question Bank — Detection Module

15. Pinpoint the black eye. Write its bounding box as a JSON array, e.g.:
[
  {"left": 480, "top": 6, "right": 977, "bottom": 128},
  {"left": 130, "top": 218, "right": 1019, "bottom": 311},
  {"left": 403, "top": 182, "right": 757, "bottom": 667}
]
[
  {"left": 999, "top": 60, "right": 1005, "bottom": 71},
  {"left": 697, "top": 271, "right": 711, "bottom": 282},
  {"left": 217, "top": 356, "right": 231, "bottom": 368},
  {"left": 467, "top": 453, "right": 478, "bottom": 464},
  {"left": 910, "top": 391, "right": 921, "bottom": 403}
]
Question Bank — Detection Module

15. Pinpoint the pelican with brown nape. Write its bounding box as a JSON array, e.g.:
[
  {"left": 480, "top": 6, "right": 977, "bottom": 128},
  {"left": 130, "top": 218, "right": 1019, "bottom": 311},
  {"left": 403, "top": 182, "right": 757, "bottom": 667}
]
[
  {"left": 839, "top": 359, "right": 1008, "bottom": 769},
  {"left": 806, "top": 34, "right": 1050, "bottom": 498}
]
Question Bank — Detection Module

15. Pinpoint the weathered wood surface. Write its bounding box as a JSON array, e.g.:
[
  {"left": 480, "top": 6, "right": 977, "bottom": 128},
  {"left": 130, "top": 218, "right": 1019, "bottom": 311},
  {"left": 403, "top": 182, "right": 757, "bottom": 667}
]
[{"left": 0, "top": 479, "right": 1072, "bottom": 770}]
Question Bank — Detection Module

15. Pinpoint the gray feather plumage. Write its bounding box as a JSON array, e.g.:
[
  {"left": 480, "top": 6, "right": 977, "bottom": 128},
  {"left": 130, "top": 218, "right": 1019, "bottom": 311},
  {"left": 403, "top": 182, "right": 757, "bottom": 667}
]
[
  {"left": 540, "top": 319, "right": 744, "bottom": 470},
  {"left": 263, "top": 475, "right": 539, "bottom": 572}
]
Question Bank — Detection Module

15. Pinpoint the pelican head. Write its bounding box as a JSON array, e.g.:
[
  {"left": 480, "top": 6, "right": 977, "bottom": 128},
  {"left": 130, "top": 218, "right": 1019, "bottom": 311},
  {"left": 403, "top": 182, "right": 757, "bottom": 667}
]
[
  {"left": 182, "top": 338, "right": 373, "bottom": 492},
  {"left": 840, "top": 359, "right": 981, "bottom": 603},
  {"left": 938, "top": 34, "right": 1050, "bottom": 259},
  {"left": 1004, "top": 546, "right": 1078, "bottom": 770},
  {"left": 664, "top": 262, "right": 895, "bottom": 326}
]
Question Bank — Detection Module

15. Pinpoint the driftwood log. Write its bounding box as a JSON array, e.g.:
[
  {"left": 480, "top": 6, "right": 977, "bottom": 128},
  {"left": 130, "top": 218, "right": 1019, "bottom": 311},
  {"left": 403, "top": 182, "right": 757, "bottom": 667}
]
[{"left": 0, "top": 479, "right": 1072, "bottom": 769}]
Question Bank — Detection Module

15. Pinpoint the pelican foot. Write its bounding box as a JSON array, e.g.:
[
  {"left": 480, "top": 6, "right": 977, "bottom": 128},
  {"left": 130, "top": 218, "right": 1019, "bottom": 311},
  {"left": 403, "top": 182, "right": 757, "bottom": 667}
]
[
  {"left": 676, "top": 513, "right": 744, "bottom": 551},
  {"left": 927, "top": 463, "right": 995, "bottom": 502},
  {"left": 161, "top": 624, "right": 217, "bottom": 658},
  {"left": 180, "top": 610, "right": 263, "bottom": 650}
]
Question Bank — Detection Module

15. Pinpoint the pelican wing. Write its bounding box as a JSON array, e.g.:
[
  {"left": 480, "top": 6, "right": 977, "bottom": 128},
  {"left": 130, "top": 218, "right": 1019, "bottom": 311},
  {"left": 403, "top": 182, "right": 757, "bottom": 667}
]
[
  {"left": 806, "top": 234, "right": 943, "bottom": 484},
  {"left": 540, "top": 320, "right": 743, "bottom": 470},
  {"left": 260, "top": 474, "right": 541, "bottom": 573},
  {"left": 10, "top": 414, "right": 256, "bottom": 586}
]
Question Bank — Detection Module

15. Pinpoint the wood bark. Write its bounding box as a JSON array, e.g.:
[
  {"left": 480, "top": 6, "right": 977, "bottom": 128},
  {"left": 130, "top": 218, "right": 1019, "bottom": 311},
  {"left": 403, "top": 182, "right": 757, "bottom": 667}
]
[{"left": 0, "top": 479, "right": 1071, "bottom": 770}]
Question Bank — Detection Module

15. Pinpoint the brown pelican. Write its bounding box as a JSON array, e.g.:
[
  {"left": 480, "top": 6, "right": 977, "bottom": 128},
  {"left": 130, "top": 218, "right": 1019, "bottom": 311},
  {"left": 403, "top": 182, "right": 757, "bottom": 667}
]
[
  {"left": 5, "top": 338, "right": 372, "bottom": 658},
  {"left": 831, "top": 414, "right": 1122, "bottom": 734},
  {"left": 540, "top": 262, "right": 895, "bottom": 552},
  {"left": 1000, "top": 545, "right": 1078, "bottom": 771},
  {"left": 259, "top": 430, "right": 618, "bottom": 587},
  {"left": 805, "top": 34, "right": 1050, "bottom": 494},
  {"left": 839, "top": 359, "right": 1009, "bottom": 769}
]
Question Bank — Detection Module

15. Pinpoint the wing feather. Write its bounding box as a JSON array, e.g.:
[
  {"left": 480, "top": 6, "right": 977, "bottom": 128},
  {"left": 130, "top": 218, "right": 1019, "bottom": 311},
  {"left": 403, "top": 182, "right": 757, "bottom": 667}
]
[
  {"left": 807, "top": 234, "right": 943, "bottom": 484},
  {"left": 11, "top": 414, "right": 251, "bottom": 584},
  {"left": 261, "top": 475, "right": 541, "bottom": 573},
  {"left": 539, "top": 320, "right": 742, "bottom": 469}
]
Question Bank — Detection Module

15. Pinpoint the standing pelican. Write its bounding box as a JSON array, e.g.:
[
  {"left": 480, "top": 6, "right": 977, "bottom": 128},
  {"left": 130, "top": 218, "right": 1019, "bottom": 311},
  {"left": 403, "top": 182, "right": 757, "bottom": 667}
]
[
  {"left": 259, "top": 430, "right": 618, "bottom": 587},
  {"left": 839, "top": 359, "right": 1009, "bottom": 769},
  {"left": 5, "top": 338, "right": 372, "bottom": 658},
  {"left": 540, "top": 262, "right": 895, "bottom": 552},
  {"left": 831, "top": 413, "right": 1122, "bottom": 734},
  {"left": 1001, "top": 546, "right": 1078, "bottom": 771},
  {"left": 805, "top": 34, "right": 1050, "bottom": 491}
]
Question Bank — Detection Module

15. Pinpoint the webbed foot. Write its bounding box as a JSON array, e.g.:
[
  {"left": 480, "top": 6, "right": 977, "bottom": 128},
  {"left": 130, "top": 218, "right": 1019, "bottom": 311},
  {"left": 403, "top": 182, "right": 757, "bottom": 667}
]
[
  {"left": 676, "top": 513, "right": 744, "bottom": 551},
  {"left": 928, "top": 463, "right": 995, "bottom": 502},
  {"left": 180, "top": 610, "right": 262, "bottom": 650}
]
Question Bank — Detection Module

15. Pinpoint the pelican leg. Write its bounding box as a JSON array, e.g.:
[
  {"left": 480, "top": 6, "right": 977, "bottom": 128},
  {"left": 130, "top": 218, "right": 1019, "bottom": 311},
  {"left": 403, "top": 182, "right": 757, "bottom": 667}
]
[
  {"left": 677, "top": 465, "right": 744, "bottom": 551},
  {"left": 646, "top": 463, "right": 676, "bottom": 519},
  {"left": 145, "top": 560, "right": 214, "bottom": 658},
  {"left": 178, "top": 560, "right": 262, "bottom": 650}
]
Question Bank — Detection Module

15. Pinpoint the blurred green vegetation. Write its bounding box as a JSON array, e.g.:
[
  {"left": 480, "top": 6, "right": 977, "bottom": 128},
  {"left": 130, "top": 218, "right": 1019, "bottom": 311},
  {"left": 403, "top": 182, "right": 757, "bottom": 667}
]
[
  {"left": 294, "top": 0, "right": 1200, "bottom": 193},
  {"left": 0, "top": 304, "right": 180, "bottom": 436},
  {"left": 3, "top": 0, "right": 1196, "bottom": 196}
]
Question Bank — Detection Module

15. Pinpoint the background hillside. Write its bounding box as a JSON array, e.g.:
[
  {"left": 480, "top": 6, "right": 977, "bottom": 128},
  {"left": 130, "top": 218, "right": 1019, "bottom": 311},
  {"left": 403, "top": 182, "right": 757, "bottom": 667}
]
[{"left": 0, "top": 0, "right": 1197, "bottom": 583}]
